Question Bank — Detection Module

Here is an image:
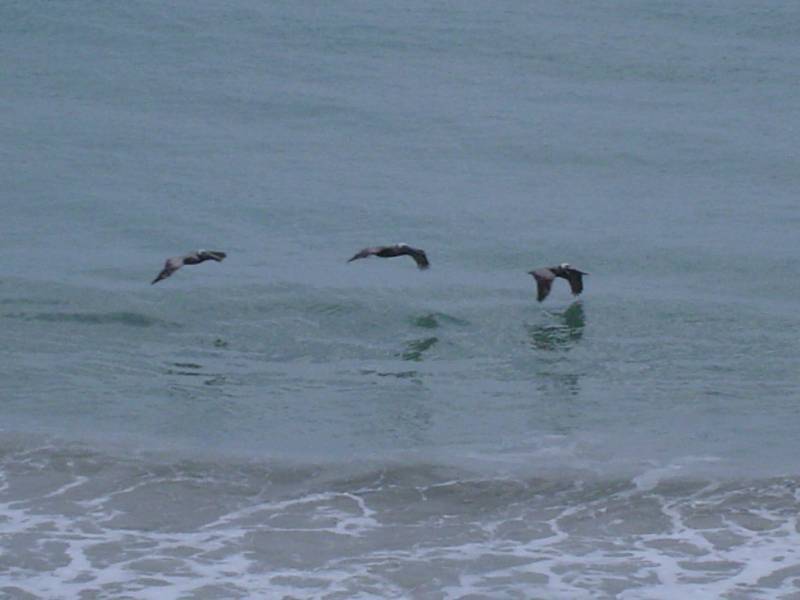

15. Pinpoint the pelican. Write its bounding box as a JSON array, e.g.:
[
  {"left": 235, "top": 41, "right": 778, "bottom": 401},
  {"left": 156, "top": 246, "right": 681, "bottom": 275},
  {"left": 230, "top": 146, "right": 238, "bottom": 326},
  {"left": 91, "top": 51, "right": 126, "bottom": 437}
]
[
  {"left": 347, "top": 244, "right": 429, "bottom": 270},
  {"left": 528, "top": 263, "right": 588, "bottom": 302},
  {"left": 151, "top": 250, "right": 226, "bottom": 284}
]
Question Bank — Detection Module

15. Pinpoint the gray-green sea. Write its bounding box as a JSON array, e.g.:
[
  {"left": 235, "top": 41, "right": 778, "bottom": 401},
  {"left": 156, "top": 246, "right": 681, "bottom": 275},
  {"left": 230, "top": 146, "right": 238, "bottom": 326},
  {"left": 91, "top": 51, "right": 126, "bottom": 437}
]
[{"left": 2, "top": 2, "right": 799, "bottom": 598}]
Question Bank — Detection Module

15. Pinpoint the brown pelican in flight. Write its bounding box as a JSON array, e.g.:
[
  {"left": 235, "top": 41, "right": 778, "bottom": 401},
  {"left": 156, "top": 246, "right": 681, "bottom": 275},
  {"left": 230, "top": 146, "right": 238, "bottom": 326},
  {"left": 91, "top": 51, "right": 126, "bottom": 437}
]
[
  {"left": 151, "top": 250, "right": 226, "bottom": 284},
  {"left": 348, "top": 244, "right": 430, "bottom": 270},
  {"left": 528, "top": 263, "right": 588, "bottom": 302}
]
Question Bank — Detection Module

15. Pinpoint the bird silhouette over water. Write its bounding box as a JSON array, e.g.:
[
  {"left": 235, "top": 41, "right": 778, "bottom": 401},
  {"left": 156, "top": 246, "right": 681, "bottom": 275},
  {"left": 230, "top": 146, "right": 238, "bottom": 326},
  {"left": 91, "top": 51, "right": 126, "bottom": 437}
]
[
  {"left": 528, "top": 263, "right": 588, "bottom": 302},
  {"left": 151, "top": 250, "right": 226, "bottom": 284},
  {"left": 348, "top": 244, "right": 430, "bottom": 270}
]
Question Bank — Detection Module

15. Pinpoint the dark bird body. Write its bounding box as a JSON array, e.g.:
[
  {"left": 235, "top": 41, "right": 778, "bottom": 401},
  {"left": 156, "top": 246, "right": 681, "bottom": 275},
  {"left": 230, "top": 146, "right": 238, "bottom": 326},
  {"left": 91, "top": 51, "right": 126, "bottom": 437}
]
[
  {"left": 528, "top": 263, "right": 588, "bottom": 302},
  {"left": 347, "top": 244, "right": 430, "bottom": 270},
  {"left": 151, "top": 250, "right": 226, "bottom": 284}
]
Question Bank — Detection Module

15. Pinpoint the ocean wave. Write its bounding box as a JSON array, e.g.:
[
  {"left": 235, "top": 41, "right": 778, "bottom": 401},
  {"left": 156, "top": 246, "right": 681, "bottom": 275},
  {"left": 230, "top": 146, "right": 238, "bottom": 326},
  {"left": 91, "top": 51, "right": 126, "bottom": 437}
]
[
  {"left": 1, "top": 439, "right": 798, "bottom": 599},
  {"left": 3, "top": 311, "right": 176, "bottom": 328}
]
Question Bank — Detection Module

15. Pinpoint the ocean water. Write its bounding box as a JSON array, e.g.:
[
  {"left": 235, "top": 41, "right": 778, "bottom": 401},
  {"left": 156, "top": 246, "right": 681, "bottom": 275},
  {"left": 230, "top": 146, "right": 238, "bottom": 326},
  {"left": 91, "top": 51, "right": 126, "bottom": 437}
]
[{"left": 2, "top": 1, "right": 800, "bottom": 598}]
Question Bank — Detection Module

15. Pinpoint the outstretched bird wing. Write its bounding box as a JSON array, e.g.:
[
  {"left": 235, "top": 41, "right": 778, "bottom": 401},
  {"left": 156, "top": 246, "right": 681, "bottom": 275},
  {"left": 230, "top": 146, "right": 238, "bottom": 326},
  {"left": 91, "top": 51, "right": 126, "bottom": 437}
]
[
  {"left": 152, "top": 250, "right": 226, "bottom": 284},
  {"left": 347, "top": 247, "right": 382, "bottom": 262},
  {"left": 348, "top": 245, "right": 429, "bottom": 269},
  {"left": 530, "top": 268, "right": 556, "bottom": 302},
  {"left": 151, "top": 257, "right": 183, "bottom": 284},
  {"left": 405, "top": 247, "right": 430, "bottom": 270},
  {"left": 183, "top": 250, "right": 227, "bottom": 265},
  {"left": 196, "top": 250, "right": 227, "bottom": 263},
  {"left": 564, "top": 268, "right": 585, "bottom": 296}
]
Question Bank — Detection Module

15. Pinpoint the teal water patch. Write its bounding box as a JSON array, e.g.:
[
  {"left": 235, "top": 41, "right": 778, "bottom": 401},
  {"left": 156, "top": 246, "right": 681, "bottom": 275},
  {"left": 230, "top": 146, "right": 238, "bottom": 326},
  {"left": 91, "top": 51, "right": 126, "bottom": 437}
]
[
  {"left": 401, "top": 336, "right": 439, "bottom": 361},
  {"left": 526, "top": 302, "right": 585, "bottom": 352},
  {"left": 360, "top": 369, "right": 421, "bottom": 380},
  {"left": 412, "top": 314, "right": 440, "bottom": 329},
  {"left": 0, "top": 298, "right": 64, "bottom": 306},
  {"left": 411, "top": 312, "right": 471, "bottom": 329},
  {"left": 166, "top": 362, "right": 206, "bottom": 376},
  {"left": 5, "top": 311, "right": 173, "bottom": 328}
]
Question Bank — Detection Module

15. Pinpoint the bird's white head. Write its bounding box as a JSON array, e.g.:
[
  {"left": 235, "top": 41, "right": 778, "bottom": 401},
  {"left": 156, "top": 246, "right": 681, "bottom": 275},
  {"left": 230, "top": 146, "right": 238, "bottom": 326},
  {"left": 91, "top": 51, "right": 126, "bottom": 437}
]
[{"left": 560, "top": 262, "right": 571, "bottom": 269}]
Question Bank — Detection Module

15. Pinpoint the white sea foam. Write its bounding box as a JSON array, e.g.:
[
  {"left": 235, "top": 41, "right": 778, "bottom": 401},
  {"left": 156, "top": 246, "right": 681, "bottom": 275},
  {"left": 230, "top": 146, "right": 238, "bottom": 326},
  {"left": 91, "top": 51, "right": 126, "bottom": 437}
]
[{"left": 3, "top": 442, "right": 800, "bottom": 600}]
